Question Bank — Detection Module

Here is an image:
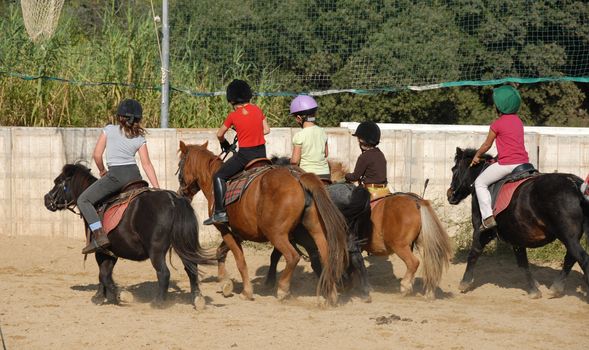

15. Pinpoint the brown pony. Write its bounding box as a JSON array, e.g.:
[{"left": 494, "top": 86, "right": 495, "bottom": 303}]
[
  {"left": 177, "top": 141, "right": 348, "bottom": 305},
  {"left": 331, "top": 163, "right": 452, "bottom": 298}
]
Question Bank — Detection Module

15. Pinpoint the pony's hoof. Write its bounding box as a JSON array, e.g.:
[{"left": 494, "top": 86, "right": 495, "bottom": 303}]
[
  {"left": 276, "top": 288, "right": 291, "bottom": 301},
  {"left": 240, "top": 292, "right": 254, "bottom": 301},
  {"left": 91, "top": 294, "right": 106, "bottom": 305},
  {"left": 528, "top": 290, "right": 542, "bottom": 299},
  {"left": 549, "top": 283, "right": 565, "bottom": 298},
  {"left": 316, "top": 296, "right": 329, "bottom": 308},
  {"left": 118, "top": 290, "right": 133, "bottom": 304},
  {"left": 194, "top": 295, "right": 206, "bottom": 311},
  {"left": 425, "top": 291, "right": 436, "bottom": 300},
  {"left": 351, "top": 294, "right": 372, "bottom": 303},
  {"left": 458, "top": 280, "right": 473, "bottom": 293},
  {"left": 220, "top": 279, "right": 234, "bottom": 297},
  {"left": 400, "top": 285, "right": 413, "bottom": 296}
]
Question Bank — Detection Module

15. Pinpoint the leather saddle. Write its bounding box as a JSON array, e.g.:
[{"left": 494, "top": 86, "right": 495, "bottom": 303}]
[
  {"left": 487, "top": 163, "right": 539, "bottom": 216},
  {"left": 225, "top": 158, "right": 273, "bottom": 206},
  {"left": 97, "top": 180, "right": 151, "bottom": 234}
]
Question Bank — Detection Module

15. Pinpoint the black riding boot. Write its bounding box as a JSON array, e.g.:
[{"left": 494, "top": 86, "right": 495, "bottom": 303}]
[{"left": 203, "top": 177, "right": 229, "bottom": 225}]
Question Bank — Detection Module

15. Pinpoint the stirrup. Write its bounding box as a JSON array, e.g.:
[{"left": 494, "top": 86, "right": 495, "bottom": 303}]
[
  {"left": 82, "top": 238, "right": 110, "bottom": 255},
  {"left": 203, "top": 213, "right": 229, "bottom": 225}
]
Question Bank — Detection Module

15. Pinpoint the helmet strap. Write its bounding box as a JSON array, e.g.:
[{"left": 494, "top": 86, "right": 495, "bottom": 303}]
[
  {"left": 359, "top": 139, "right": 373, "bottom": 152},
  {"left": 295, "top": 115, "right": 305, "bottom": 127}
]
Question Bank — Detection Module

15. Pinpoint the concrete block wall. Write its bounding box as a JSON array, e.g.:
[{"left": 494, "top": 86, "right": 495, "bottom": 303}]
[{"left": 2, "top": 124, "right": 588, "bottom": 243}]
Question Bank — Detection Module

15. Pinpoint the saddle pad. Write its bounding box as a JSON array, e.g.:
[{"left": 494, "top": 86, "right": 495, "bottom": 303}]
[
  {"left": 102, "top": 203, "right": 130, "bottom": 234},
  {"left": 493, "top": 178, "right": 532, "bottom": 217},
  {"left": 225, "top": 166, "right": 272, "bottom": 206},
  {"left": 99, "top": 187, "right": 151, "bottom": 234}
]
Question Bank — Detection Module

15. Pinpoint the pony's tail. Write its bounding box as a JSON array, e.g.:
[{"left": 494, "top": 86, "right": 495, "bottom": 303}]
[
  {"left": 298, "top": 173, "right": 349, "bottom": 305},
  {"left": 415, "top": 199, "right": 453, "bottom": 297},
  {"left": 169, "top": 194, "right": 217, "bottom": 275}
]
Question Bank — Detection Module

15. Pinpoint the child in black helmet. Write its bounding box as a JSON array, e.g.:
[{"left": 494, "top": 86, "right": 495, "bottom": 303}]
[
  {"left": 78, "top": 99, "right": 160, "bottom": 254},
  {"left": 345, "top": 121, "right": 390, "bottom": 200},
  {"left": 203, "top": 79, "right": 271, "bottom": 225}
]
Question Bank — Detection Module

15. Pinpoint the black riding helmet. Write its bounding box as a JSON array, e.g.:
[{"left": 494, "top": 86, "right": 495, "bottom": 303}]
[
  {"left": 117, "top": 99, "right": 143, "bottom": 124},
  {"left": 226, "top": 79, "right": 253, "bottom": 105},
  {"left": 353, "top": 121, "right": 380, "bottom": 146}
]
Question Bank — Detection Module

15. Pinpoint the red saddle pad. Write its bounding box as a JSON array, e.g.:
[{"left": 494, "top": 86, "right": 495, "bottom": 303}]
[
  {"left": 493, "top": 178, "right": 532, "bottom": 216},
  {"left": 102, "top": 203, "right": 130, "bottom": 234}
]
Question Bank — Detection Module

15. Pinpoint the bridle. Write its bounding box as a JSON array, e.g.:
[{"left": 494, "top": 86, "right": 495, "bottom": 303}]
[
  {"left": 47, "top": 177, "right": 80, "bottom": 215},
  {"left": 176, "top": 138, "right": 238, "bottom": 198}
]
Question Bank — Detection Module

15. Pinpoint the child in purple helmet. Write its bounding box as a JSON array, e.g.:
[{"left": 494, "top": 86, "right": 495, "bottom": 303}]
[{"left": 289, "top": 95, "right": 330, "bottom": 180}]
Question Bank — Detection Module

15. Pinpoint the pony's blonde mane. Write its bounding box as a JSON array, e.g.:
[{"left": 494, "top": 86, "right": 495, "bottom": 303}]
[{"left": 329, "top": 160, "right": 348, "bottom": 182}]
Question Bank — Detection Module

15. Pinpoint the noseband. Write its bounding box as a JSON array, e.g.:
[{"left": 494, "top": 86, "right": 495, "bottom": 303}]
[{"left": 48, "top": 178, "right": 79, "bottom": 214}]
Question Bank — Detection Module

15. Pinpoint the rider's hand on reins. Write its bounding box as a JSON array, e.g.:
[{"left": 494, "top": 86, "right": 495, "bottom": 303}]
[
  {"left": 470, "top": 156, "right": 480, "bottom": 167},
  {"left": 220, "top": 139, "right": 232, "bottom": 153}
]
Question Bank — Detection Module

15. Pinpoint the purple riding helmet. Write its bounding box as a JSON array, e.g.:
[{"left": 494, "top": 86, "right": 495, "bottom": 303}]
[{"left": 290, "top": 95, "right": 318, "bottom": 122}]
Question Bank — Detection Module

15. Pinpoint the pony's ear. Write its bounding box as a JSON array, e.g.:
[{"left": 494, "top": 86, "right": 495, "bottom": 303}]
[
  {"left": 179, "top": 141, "right": 187, "bottom": 154},
  {"left": 202, "top": 140, "right": 209, "bottom": 149},
  {"left": 456, "top": 147, "right": 463, "bottom": 158}
]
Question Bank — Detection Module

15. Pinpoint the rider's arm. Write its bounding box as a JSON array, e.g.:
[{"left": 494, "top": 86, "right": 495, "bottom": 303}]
[
  {"left": 345, "top": 154, "right": 368, "bottom": 182},
  {"left": 471, "top": 129, "right": 497, "bottom": 166},
  {"left": 263, "top": 119, "right": 270, "bottom": 135},
  {"left": 291, "top": 145, "right": 302, "bottom": 165},
  {"left": 93, "top": 132, "right": 107, "bottom": 177},
  {"left": 217, "top": 124, "right": 229, "bottom": 142},
  {"left": 138, "top": 144, "right": 160, "bottom": 189}
]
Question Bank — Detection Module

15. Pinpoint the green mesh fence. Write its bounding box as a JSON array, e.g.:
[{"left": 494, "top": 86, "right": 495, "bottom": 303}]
[
  {"left": 1, "top": 0, "right": 588, "bottom": 96},
  {"left": 167, "top": 0, "right": 589, "bottom": 95}
]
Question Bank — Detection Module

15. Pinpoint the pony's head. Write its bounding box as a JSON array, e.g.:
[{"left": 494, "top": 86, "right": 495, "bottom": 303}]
[
  {"left": 177, "top": 140, "right": 221, "bottom": 200},
  {"left": 447, "top": 147, "right": 492, "bottom": 205},
  {"left": 44, "top": 162, "right": 96, "bottom": 212}
]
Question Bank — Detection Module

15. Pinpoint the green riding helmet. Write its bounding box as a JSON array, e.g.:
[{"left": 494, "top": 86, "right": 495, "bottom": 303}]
[{"left": 493, "top": 85, "right": 521, "bottom": 114}]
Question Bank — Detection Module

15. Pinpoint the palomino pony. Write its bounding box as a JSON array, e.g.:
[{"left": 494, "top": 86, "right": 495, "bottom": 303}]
[
  {"left": 44, "top": 163, "right": 216, "bottom": 308},
  {"left": 330, "top": 162, "right": 453, "bottom": 298},
  {"left": 177, "top": 141, "right": 348, "bottom": 304},
  {"left": 447, "top": 147, "right": 589, "bottom": 298}
]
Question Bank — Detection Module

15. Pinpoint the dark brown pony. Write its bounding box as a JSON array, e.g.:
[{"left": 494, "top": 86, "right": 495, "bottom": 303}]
[
  {"left": 177, "top": 141, "right": 348, "bottom": 304},
  {"left": 331, "top": 164, "right": 453, "bottom": 298},
  {"left": 44, "top": 163, "right": 216, "bottom": 308}
]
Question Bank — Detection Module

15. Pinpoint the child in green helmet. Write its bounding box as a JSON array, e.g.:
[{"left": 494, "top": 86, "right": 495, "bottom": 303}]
[{"left": 470, "top": 85, "right": 529, "bottom": 231}]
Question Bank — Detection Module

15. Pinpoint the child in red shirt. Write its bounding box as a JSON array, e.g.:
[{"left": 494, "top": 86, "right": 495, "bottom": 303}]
[{"left": 203, "top": 79, "right": 271, "bottom": 225}]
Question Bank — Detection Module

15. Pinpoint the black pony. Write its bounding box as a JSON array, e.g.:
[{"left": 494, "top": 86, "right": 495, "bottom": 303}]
[
  {"left": 44, "top": 163, "right": 216, "bottom": 308},
  {"left": 447, "top": 147, "right": 589, "bottom": 298},
  {"left": 264, "top": 157, "right": 373, "bottom": 301}
]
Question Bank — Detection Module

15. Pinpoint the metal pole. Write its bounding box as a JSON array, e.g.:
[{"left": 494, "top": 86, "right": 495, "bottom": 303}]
[{"left": 160, "top": 0, "right": 170, "bottom": 128}]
